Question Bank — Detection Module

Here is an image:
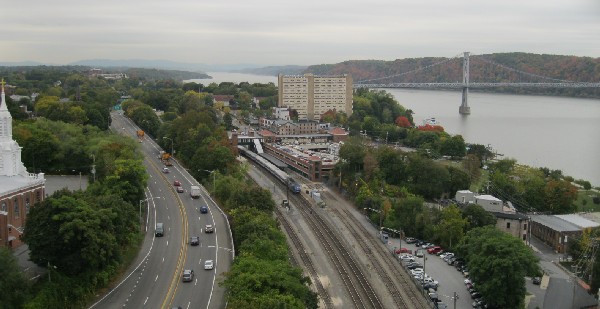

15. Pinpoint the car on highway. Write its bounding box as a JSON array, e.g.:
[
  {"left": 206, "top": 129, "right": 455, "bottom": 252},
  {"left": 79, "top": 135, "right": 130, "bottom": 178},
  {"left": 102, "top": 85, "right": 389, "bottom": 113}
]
[
  {"left": 190, "top": 236, "right": 200, "bottom": 246},
  {"left": 174, "top": 180, "right": 181, "bottom": 186},
  {"left": 162, "top": 167, "right": 169, "bottom": 173},
  {"left": 182, "top": 269, "right": 194, "bottom": 282},
  {"left": 200, "top": 205, "right": 208, "bottom": 214},
  {"left": 176, "top": 186, "right": 184, "bottom": 193},
  {"left": 204, "top": 260, "right": 214, "bottom": 270},
  {"left": 205, "top": 224, "right": 214, "bottom": 233}
]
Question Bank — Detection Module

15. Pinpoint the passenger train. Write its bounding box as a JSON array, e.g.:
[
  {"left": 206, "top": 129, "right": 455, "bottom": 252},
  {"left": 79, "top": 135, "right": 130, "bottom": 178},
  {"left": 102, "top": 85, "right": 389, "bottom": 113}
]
[{"left": 238, "top": 146, "right": 301, "bottom": 194}]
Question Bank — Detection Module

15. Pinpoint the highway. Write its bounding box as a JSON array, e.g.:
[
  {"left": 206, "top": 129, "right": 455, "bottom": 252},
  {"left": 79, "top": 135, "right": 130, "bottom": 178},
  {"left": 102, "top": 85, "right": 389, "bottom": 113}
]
[{"left": 89, "top": 111, "right": 233, "bottom": 309}]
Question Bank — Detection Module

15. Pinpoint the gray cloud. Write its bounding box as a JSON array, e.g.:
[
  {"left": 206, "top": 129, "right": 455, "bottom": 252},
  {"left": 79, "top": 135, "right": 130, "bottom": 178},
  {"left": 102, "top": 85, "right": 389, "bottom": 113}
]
[{"left": 3, "top": 0, "right": 599, "bottom": 66}]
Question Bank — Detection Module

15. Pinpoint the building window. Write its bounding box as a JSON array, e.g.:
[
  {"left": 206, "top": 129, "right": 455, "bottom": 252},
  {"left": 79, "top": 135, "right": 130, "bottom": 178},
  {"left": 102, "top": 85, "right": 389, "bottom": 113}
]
[
  {"left": 506, "top": 222, "right": 510, "bottom": 229},
  {"left": 1, "top": 202, "right": 6, "bottom": 212},
  {"left": 26, "top": 198, "right": 30, "bottom": 214},
  {"left": 523, "top": 234, "right": 527, "bottom": 241},
  {"left": 14, "top": 198, "right": 20, "bottom": 218},
  {"left": 524, "top": 224, "right": 527, "bottom": 230}
]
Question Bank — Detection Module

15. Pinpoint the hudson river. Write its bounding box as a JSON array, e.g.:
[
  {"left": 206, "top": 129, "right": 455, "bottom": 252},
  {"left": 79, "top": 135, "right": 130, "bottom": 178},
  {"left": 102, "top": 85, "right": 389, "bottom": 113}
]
[{"left": 188, "top": 72, "right": 600, "bottom": 186}]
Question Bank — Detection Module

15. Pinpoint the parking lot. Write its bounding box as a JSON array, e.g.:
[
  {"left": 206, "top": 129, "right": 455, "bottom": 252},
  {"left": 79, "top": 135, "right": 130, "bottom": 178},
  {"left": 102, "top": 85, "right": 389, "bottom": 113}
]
[{"left": 387, "top": 237, "right": 478, "bottom": 308}]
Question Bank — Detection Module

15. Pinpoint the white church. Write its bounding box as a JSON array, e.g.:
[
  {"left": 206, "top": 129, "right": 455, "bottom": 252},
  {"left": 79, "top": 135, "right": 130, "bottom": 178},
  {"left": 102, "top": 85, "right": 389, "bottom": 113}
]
[{"left": 0, "top": 79, "right": 45, "bottom": 249}]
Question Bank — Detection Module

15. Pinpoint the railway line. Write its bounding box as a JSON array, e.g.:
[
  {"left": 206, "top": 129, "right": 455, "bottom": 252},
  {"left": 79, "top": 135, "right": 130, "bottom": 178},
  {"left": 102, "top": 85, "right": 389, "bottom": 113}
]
[
  {"left": 273, "top": 209, "right": 334, "bottom": 309},
  {"left": 242, "top": 147, "right": 428, "bottom": 308},
  {"left": 333, "top": 208, "right": 429, "bottom": 309}
]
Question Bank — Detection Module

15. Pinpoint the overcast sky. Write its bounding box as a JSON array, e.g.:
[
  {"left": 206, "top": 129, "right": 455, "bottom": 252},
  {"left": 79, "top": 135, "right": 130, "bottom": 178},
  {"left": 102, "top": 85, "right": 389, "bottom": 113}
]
[{"left": 3, "top": 0, "right": 599, "bottom": 66}]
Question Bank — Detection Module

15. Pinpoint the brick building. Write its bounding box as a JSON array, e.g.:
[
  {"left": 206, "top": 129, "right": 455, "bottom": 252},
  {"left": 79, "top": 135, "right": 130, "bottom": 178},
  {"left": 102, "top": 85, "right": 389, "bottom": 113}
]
[{"left": 0, "top": 80, "right": 45, "bottom": 249}]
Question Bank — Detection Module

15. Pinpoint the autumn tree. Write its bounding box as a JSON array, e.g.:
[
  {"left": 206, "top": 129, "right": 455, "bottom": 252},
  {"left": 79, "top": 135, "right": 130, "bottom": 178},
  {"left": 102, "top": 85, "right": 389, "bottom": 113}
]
[{"left": 395, "top": 115, "right": 412, "bottom": 128}]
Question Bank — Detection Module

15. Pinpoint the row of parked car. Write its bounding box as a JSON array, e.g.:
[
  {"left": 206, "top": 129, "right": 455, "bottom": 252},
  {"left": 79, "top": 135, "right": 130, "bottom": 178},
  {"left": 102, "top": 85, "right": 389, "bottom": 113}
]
[
  {"left": 405, "top": 237, "right": 491, "bottom": 309},
  {"left": 397, "top": 250, "right": 447, "bottom": 309}
]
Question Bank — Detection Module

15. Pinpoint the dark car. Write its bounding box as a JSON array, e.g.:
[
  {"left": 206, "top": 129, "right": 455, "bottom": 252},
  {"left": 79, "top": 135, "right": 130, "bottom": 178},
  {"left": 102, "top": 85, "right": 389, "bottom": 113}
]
[
  {"left": 190, "top": 236, "right": 199, "bottom": 246},
  {"left": 470, "top": 291, "right": 482, "bottom": 300},
  {"left": 200, "top": 205, "right": 208, "bottom": 214},
  {"left": 532, "top": 276, "right": 541, "bottom": 285},
  {"left": 174, "top": 180, "right": 181, "bottom": 186},
  {"left": 407, "top": 262, "right": 423, "bottom": 269}
]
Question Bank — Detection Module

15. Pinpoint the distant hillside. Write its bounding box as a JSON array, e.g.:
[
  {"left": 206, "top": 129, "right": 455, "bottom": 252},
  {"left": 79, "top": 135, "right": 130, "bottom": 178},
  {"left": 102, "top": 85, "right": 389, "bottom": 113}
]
[
  {"left": 305, "top": 53, "right": 600, "bottom": 98},
  {"left": 237, "top": 65, "right": 308, "bottom": 76},
  {"left": 69, "top": 59, "right": 258, "bottom": 73}
]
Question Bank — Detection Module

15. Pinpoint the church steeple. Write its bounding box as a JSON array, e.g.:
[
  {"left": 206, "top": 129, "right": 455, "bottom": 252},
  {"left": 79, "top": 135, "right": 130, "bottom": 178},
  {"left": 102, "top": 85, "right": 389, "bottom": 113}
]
[
  {"left": 0, "top": 78, "right": 27, "bottom": 176},
  {"left": 0, "top": 78, "right": 13, "bottom": 142}
]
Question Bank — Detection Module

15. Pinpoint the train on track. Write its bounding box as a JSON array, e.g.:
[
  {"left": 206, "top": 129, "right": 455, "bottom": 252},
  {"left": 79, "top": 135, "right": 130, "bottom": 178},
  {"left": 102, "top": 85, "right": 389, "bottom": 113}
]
[{"left": 238, "top": 146, "right": 301, "bottom": 194}]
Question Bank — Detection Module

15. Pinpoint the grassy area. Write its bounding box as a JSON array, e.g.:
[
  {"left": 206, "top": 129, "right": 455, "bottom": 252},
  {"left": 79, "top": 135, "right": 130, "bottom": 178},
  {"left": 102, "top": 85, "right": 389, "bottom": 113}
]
[{"left": 574, "top": 190, "right": 600, "bottom": 212}]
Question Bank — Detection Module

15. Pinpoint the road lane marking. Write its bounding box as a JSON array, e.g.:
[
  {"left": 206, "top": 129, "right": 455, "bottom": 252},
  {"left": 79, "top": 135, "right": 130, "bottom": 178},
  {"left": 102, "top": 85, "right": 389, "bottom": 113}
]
[
  {"left": 187, "top": 301, "right": 191, "bottom": 309},
  {"left": 194, "top": 278, "right": 198, "bottom": 286},
  {"left": 144, "top": 297, "right": 149, "bottom": 305},
  {"left": 155, "top": 275, "right": 159, "bottom": 282},
  {"left": 167, "top": 241, "right": 169, "bottom": 246}
]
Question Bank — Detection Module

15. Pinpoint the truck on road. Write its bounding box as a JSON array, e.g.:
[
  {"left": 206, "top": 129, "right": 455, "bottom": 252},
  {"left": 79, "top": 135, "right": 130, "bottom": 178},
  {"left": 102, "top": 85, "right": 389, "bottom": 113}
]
[{"left": 190, "top": 186, "right": 201, "bottom": 199}]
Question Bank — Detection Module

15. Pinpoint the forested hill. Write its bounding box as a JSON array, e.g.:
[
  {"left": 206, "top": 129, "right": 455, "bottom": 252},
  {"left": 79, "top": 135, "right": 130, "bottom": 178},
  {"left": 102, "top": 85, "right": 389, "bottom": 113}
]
[{"left": 305, "top": 53, "right": 600, "bottom": 98}]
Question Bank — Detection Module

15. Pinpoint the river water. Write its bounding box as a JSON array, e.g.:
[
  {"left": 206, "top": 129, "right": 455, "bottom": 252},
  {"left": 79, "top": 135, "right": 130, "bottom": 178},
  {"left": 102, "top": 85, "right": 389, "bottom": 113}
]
[{"left": 188, "top": 72, "right": 600, "bottom": 186}]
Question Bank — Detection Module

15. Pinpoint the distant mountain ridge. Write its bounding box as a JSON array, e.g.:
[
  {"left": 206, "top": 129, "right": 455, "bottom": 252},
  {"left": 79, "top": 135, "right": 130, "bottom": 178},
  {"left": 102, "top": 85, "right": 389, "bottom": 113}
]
[{"left": 237, "top": 65, "right": 308, "bottom": 76}]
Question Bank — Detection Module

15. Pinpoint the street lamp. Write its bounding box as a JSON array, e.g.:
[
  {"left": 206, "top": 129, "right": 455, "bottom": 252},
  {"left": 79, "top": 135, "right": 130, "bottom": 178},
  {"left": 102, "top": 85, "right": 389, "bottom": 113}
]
[
  {"left": 199, "top": 170, "right": 216, "bottom": 192},
  {"left": 163, "top": 137, "right": 174, "bottom": 157},
  {"left": 139, "top": 197, "right": 162, "bottom": 232}
]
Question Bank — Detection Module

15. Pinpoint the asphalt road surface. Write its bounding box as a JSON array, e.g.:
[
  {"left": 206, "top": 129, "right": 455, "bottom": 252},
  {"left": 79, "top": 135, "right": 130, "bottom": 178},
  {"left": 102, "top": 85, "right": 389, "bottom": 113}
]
[{"left": 89, "top": 112, "right": 233, "bottom": 309}]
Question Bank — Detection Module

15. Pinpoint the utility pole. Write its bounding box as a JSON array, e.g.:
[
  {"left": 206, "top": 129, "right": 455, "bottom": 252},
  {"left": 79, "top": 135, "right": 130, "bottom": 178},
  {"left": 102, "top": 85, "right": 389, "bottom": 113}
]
[
  {"left": 453, "top": 292, "right": 458, "bottom": 309},
  {"left": 386, "top": 131, "right": 388, "bottom": 144}
]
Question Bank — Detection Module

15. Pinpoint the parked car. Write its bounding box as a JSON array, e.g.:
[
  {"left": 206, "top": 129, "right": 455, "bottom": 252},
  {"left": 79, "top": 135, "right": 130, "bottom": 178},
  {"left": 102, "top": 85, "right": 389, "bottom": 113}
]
[
  {"left": 405, "top": 237, "right": 417, "bottom": 244},
  {"left": 190, "top": 236, "right": 200, "bottom": 246},
  {"left": 470, "top": 291, "right": 482, "bottom": 300},
  {"left": 532, "top": 276, "right": 541, "bottom": 285},
  {"left": 395, "top": 247, "right": 411, "bottom": 254},
  {"left": 427, "top": 246, "right": 443, "bottom": 254},
  {"left": 416, "top": 250, "right": 424, "bottom": 257},
  {"left": 406, "top": 262, "right": 423, "bottom": 269},
  {"left": 182, "top": 269, "right": 194, "bottom": 282}
]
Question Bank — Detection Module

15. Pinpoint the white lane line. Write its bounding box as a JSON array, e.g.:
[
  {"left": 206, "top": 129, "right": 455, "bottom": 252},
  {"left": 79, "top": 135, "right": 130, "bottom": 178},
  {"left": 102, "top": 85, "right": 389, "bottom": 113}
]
[
  {"left": 194, "top": 278, "right": 198, "bottom": 286},
  {"left": 144, "top": 297, "right": 149, "bottom": 305},
  {"left": 162, "top": 257, "right": 164, "bottom": 263},
  {"left": 199, "top": 258, "right": 202, "bottom": 265},
  {"left": 166, "top": 241, "right": 169, "bottom": 246},
  {"left": 155, "top": 275, "right": 159, "bottom": 282},
  {"left": 187, "top": 301, "right": 191, "bottom": 309},
  {"left": 207, "top": 245, "right": 216, "bottom": 248}
]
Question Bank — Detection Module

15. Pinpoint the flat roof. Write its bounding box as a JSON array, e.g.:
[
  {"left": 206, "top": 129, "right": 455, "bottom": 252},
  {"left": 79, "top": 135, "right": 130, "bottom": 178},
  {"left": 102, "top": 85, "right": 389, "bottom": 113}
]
[
  {"left": 492, "top": 212, "right": 529, "bottom": 220},
  {"left": 530, "top": 215, "right": 581, "bottom": 232},
  {"left": 259, "top": 153, "right": 288, "bottom": 169},
  {"left": 555, "top": 214, "right": 600, "bottom": 229},
  {"left": 0, "top": 174, "right": 45, "bottom": 196}
]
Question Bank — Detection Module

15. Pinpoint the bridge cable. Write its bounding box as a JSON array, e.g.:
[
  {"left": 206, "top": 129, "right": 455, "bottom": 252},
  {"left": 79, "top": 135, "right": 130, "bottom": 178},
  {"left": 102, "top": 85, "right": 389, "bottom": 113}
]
[
  {"left": 355, "top": 53, "right": 463, "bottom": 84},
  {"left": 473, "top": 55, "right": 580, "bottom": 83}
]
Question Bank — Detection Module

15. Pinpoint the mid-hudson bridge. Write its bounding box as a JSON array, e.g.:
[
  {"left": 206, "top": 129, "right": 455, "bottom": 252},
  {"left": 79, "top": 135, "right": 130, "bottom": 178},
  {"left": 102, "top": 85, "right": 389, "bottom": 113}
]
[{"left": 354, "top": 52, "right": 600, "bottom": 115}]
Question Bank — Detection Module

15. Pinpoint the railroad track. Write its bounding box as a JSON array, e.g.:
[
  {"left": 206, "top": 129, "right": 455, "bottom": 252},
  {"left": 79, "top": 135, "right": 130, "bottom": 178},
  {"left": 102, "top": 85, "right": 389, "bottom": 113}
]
[
  {"left": 287, "top": 192, "right": 384, "bottom": 309},
  {"left": 334, "top": 208, "right": 429, "bottom": 309},
  {"left": 251, "top": 165, "right": 383, "bottom": 309},
  {"left": 273, "top": 209, "right": 334, "bottom": 309}
]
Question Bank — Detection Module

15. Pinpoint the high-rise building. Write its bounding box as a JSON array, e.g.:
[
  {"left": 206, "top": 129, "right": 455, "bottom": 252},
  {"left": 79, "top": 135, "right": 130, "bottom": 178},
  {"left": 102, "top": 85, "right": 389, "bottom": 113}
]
[
  {"left": 278, "top": 74, "right": 353, "bottom": 121},
  {"left": 0, "top": 79, "right": 45, "bottom": 248}
]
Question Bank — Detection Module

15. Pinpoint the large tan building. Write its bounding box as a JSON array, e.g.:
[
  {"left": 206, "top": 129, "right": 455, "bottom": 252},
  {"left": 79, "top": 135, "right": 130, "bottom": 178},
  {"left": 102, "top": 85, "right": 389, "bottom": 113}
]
[{"left": 278, "top": 74, "right": 353, "bottom": 121}]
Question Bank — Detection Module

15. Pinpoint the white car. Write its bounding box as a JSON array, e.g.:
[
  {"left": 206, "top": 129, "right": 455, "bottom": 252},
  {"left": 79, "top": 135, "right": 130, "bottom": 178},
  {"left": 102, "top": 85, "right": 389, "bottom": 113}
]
[{"left": 204, "top": 260, "right": 214, "bottom": 270}]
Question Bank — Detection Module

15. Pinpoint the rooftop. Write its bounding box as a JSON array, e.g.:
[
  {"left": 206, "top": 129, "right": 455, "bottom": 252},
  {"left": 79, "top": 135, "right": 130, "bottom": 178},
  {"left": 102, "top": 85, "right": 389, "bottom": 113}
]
[
  {"left": 530, "top": 215, "right": 581, "bottom": 232},
  {"left": 555, "top": 214, "right": 600, "bottom": 229}
]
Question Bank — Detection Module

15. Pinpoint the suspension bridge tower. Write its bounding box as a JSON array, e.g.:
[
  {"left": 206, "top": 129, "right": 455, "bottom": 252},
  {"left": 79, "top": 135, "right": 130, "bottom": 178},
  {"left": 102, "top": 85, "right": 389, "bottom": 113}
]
[{"left": 459, "top": 52, "right": 471, "bottom": 115}]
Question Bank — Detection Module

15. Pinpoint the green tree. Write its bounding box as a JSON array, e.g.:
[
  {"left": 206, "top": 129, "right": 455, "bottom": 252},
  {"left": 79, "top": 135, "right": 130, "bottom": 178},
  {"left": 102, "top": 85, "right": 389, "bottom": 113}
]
[
  {"left": 544, "top": 179, "right": 578, "bottom": 214},
  {"left": 462, "top": 204, "right": 497, "bottom": 229},
  {"left": 439, "top": 135, "right": 466, "bottom": 158},
  {"left": 457, "top": 226, "right": 540, "bottom": 308},
  {"left": 0, "top": 248, "right": 30, "bottom": 309},
  {"left": 436, "top": 205, "right": 469, "bottom": 248},
  {"left": 393, "top": 196, "right": 424, "bottom": 238}
]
